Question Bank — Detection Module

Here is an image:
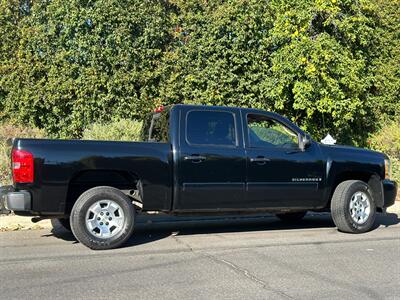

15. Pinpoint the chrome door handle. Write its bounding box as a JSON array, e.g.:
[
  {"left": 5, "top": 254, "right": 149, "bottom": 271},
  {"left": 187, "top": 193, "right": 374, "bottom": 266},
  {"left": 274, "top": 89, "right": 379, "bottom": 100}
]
[
  {"left": 250, "top": 157, "right": 270, "bottom": 163},
  {"left": 184, "top": 155, "right": 206, "bottom": 161}
]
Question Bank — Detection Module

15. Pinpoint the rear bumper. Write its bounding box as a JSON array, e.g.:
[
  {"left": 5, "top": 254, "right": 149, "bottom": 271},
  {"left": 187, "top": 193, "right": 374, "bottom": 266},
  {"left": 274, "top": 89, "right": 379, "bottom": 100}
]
[
  {"left": 382, "top": 179, "right": 397, "bottom": 208},
  {"left": 0, "top": 185, "right": 32, "bottom": 212}
]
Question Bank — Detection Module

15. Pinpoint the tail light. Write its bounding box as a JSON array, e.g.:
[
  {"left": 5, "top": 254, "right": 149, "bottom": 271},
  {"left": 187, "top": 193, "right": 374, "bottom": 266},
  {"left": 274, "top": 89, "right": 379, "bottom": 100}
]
[{"left": 12, "top": 149, "right": 34, "bottom": 183}]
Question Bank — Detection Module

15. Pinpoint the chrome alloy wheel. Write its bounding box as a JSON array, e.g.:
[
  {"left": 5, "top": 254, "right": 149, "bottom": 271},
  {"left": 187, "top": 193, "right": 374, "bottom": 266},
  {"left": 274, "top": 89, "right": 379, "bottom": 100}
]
[
  {"left": 349, "top": 191, "right": 371, "bottom": 225},
  {"left": 85, "top": 200, "right": 125, "bottom": 239}
]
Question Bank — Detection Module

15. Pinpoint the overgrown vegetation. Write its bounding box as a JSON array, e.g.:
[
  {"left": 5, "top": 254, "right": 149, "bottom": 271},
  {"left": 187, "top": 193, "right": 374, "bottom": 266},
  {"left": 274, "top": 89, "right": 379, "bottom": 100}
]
[
  {"left": 82, "top": 119, "right": 142, "bottom": 141},
  {"left": 369, "top": 121, "right": 400, "bottom": 183},
  {"left": 0, "top": 0, "right": 399, "bottom": 145}
]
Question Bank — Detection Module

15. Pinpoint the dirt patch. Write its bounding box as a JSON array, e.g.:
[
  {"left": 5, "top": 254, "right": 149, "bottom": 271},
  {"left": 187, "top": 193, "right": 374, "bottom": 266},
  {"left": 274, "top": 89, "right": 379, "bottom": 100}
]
[{"left": 0, "top": 215, "right": 52, "bottom": 232}]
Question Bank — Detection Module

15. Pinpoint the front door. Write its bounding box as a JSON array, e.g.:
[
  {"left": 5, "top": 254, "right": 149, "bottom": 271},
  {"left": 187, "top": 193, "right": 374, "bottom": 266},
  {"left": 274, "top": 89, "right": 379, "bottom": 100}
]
[
  {"left": 244, "top": 112, "right": 324, "bottom": 208},
  {"left": 175, "top": 107, "right": 246, "bottom": 210}
]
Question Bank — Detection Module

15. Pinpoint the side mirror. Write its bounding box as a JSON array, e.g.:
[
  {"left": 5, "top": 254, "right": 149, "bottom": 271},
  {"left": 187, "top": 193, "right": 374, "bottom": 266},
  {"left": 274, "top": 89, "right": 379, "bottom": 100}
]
[{"left": 298, "top": 134, "right": 311, "bottom": 151}]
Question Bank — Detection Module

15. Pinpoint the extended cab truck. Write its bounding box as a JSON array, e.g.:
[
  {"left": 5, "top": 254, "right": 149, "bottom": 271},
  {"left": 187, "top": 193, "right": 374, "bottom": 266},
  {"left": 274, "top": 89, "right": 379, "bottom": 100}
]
[{"left": 0, "top": 105, "right": 397, "bottom": 249}]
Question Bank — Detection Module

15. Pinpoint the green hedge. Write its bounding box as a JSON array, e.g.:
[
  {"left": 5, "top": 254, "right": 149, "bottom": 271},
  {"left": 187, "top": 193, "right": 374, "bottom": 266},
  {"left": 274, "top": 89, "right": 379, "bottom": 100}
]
[
  {"left": 1, "top": 0, "right": 399, "bottom": 145},
  {"left": 82, "top": 119, "right": 142, "bottom": 141},
  {"left": 369, "top": 120, "right": 400, "bottom": 183}
]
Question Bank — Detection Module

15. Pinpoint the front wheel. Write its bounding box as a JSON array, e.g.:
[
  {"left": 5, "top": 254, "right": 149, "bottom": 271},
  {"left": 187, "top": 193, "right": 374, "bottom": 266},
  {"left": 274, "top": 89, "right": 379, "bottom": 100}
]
[
  {"left": 331, "top": 180, "right": 376, "bottom": 233},
  {"left": 70, "top": 186, "right": 135, "bottom": 250}
]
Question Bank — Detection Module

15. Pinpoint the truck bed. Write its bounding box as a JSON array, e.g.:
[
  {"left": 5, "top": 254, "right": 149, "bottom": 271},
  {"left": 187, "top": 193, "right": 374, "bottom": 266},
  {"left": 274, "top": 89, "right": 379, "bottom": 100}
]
[{"left": 13, "top": 138, "right": 172, "bottom": 214}]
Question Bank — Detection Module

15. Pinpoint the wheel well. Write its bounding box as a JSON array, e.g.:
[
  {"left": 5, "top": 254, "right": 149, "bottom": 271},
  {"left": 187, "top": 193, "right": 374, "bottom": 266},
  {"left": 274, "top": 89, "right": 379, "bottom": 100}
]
[
  {"left": 65, "top": 170, "right": 140, "bottom": 215},
  {"left": 329, "top": 172, "right": 384, "bottom": 210}
]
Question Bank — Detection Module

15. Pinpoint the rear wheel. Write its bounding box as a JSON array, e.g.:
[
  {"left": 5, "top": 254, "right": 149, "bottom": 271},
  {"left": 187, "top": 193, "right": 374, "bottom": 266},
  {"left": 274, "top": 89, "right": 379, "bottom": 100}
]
[
  {"left": 70, "top": 186, "right": 135, "bottom": 250},
  {"left": 276, "top": 211, "right": 307, "bottom": 222},
  {"left": 331, "top": 180, "right": 376, "bottom": 233}
]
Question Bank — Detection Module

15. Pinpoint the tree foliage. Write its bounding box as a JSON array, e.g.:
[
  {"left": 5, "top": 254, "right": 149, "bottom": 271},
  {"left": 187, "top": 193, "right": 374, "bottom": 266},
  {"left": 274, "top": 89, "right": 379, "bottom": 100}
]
[
  {"left": 369, "top": 120, "right": 400, "bottom": 182},
  {"left": 1, "top": 0, "right": 172, "bottom": 137},
  {"left": 0, "top": 0, "right": 399, "bottom": 144}
]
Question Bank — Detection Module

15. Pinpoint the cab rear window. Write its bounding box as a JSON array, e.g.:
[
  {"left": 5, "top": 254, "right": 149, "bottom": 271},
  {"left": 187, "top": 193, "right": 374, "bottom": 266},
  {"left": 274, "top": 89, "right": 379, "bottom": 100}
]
[{"left": 141, "top": 109, "right": 170, "bottom": 142}]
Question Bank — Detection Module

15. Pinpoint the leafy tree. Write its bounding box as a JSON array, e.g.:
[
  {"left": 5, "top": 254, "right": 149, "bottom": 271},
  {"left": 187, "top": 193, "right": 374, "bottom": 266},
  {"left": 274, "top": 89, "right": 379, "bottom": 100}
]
[
  {"left": 0, "top": 0, "right": 399, "bottom": 145},
  {"left": 162, "top": 0, "right": 399, "bottom": 144},
  {"left": 1, "top": 0, "right": 173, "bottom": 137}
]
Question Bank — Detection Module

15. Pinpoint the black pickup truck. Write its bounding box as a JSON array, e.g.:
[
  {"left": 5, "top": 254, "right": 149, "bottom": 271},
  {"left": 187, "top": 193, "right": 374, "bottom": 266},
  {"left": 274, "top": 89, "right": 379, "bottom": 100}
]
[{"left": 1, "top": 104, "right": 397, "bottom": 249}]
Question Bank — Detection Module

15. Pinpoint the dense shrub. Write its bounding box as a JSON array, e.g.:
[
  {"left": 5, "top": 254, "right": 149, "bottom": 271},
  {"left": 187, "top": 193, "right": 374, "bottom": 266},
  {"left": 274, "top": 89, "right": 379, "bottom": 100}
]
[
  {"left": 369, "top": 121, "right": 400, "bottom": 183},
  {"left": 0, "top": 0, "right": 172, "bottom": 138},
  {"left": 82, "top": 119, "right": 142, "bottom": 142},
  {"left": 0, "top": 0, "right": 399, "bottom": 145},
  {"left": 163, "top": 0, "right": 400, "bottom": 145},
  {"left": 0, "top": 124, "right": 46, "bottom": 184}
]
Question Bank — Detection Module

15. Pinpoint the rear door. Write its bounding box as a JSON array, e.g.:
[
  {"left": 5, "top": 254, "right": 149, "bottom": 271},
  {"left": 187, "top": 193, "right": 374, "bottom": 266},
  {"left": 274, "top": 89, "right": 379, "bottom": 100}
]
[{"left": 174, "top": 106, "right": 246, "bottom": 210}]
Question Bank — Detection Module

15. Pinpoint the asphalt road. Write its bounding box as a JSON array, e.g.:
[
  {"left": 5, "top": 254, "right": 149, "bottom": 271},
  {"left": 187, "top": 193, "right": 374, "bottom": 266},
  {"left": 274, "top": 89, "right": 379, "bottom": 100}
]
[{"left": 1, "top": 212, "right": 399, "bottom": 300}]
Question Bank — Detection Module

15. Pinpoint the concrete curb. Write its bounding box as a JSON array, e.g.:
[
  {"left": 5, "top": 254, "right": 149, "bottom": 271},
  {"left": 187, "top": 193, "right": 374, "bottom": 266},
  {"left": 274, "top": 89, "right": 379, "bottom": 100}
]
[{"left": 1, "top": 201, "right": 399, "bottom": 232}]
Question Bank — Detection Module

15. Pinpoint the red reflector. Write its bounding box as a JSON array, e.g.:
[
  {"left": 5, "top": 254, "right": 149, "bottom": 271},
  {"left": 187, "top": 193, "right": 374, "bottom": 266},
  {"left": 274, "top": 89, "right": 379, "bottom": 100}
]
[
  {"left": 154, "top": 105, "right": 164, "bottom": 113},
  {"left": 12, "top": 149, "right": 34, "bottom": 183}
]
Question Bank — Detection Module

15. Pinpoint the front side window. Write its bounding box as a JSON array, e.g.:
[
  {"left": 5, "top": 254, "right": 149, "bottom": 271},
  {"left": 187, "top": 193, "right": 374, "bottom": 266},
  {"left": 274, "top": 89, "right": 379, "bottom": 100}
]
[
  {"left": 247, "top": 114, "right": 298, "bottom": 149},
  {"left": 186, "top": 111, "right": 236, "bottom": 146}
]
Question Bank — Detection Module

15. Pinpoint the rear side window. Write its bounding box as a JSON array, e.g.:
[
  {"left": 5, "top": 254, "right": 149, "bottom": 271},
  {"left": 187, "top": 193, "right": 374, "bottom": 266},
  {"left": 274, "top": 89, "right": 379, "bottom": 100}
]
[
  {"left": 186, "top": 111, "right": 236, "bottom": 146},
  {"left": 141, "top": 109, "right": 170, "bottom": 142}
]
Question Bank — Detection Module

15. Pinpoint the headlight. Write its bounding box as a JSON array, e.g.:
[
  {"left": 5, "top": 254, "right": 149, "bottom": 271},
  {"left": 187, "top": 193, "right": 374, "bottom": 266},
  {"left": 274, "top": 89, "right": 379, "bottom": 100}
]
[{"left": 384, "top": 159, "right": 391, "bottom": 180}]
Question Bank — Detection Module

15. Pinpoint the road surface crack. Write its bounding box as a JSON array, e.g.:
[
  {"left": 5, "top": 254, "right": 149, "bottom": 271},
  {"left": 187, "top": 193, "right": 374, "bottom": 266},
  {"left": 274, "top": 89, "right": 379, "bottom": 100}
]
[{"left": 172, "top": 235, "right": 294, "bottom": 299}]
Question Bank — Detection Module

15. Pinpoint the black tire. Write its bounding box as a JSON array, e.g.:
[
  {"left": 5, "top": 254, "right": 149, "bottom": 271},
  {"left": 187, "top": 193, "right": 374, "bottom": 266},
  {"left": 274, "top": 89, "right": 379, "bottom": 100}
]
[
  {"left": 276, "top": 211, "right": 307, "bottom": 222},
  {"left": 331, "top": 180, "right": 376, "bottom": 233},
  {"left": 54, "top": 218, "right": 71, "bottom": 231},
  {"left": 70, "top": 186, "right": 135, "bottom": 250}
]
